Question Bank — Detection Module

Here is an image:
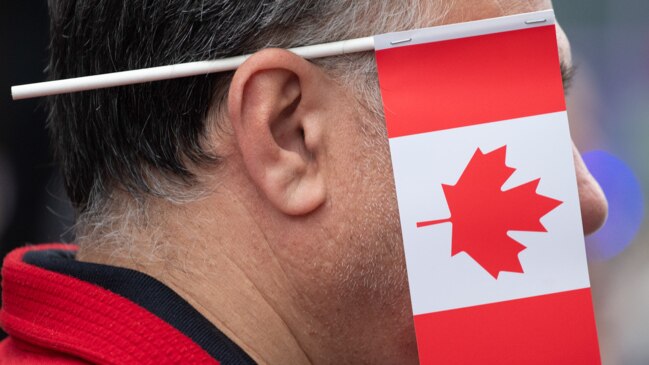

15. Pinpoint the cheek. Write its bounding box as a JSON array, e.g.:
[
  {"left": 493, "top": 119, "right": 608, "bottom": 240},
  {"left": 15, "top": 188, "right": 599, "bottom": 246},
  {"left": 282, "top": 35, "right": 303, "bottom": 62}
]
[
  {"left": 333, "top": 127, "right": 405, "bottom": 253},
  {"left": 352, "top": 131, "right": 404, "bottom": 260}
]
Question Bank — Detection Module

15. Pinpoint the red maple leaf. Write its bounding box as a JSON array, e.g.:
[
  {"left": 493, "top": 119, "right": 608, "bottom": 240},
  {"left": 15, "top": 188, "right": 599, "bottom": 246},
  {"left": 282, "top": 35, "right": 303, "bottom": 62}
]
[{"left": 416, "top": 146, "right": 562, "bottom": 279}]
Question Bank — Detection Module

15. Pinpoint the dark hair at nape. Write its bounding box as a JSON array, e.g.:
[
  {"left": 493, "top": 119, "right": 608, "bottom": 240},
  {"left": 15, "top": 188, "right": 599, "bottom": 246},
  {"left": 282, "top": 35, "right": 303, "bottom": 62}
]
[{"left": 46, "top": 0, "right": 320, "bottom": 211}]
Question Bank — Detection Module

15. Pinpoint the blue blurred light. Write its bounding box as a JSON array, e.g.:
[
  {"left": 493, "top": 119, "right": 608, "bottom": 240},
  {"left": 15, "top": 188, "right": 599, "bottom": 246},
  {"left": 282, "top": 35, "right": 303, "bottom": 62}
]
[{"left": 582, "top": 151, "right": 645, "bottom": 261}]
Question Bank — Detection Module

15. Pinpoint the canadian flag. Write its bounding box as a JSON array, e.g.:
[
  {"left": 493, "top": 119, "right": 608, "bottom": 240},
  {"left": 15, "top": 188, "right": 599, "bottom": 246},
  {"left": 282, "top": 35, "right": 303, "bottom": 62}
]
[{"left": 375, "top": 11, "right": 601, "bottom": 364}]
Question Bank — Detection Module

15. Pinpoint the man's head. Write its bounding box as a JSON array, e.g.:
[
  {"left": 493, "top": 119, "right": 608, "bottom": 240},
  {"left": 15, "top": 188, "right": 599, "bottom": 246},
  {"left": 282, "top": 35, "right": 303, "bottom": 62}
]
[{"left": 48, "top": 1, "right": 607, "bottom": 364}]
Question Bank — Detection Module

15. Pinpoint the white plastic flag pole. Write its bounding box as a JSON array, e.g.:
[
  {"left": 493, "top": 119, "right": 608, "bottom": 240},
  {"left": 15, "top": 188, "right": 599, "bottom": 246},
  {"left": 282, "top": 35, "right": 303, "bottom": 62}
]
[
  {"left": 10, "top": 9, "right": 554, "bottom": 101},
  {"left": 10, "top": 36, "right": 375, "bottom": 100}
]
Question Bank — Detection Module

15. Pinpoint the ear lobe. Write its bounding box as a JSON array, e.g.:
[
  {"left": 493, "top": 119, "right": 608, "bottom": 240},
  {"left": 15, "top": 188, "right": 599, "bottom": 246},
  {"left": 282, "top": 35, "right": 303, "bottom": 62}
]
[{"left": 227, "top": 49, "right": 327, "bottom": 216}]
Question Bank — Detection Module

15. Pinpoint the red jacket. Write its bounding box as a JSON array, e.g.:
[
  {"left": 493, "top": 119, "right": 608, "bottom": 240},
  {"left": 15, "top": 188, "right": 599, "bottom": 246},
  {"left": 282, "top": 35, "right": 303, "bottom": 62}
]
[{"left": 0, "top": 244, "right": 255, "bottom": 364}]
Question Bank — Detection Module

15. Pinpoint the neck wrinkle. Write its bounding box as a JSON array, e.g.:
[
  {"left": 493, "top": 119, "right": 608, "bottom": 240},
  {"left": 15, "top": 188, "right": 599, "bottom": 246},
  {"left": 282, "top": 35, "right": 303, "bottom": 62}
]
[
  {"left": 163, "top": 256, "right": 312, "bottom": 365},
  {"left": 77, "top": 192, "right": 315, "bottom": 365}
]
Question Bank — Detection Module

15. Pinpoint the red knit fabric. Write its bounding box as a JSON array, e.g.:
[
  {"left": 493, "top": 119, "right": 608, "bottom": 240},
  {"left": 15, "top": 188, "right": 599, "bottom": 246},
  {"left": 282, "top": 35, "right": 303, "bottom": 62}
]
[{"left": 0, "top": 244, "right": 221, "bottom": 365}]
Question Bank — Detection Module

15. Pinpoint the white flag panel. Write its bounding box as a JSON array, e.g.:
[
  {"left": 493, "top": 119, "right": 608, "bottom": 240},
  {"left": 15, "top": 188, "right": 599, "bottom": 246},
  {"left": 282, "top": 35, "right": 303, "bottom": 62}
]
[{"left": 389, "top": 112, "right": 591, "bottom": 315}]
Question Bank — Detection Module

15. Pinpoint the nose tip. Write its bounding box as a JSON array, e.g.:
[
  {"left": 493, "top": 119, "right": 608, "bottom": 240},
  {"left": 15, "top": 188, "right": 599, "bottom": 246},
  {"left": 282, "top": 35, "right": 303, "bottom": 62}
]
[{"left": 573, "top": 146, "right": 609, "bottom": 235}]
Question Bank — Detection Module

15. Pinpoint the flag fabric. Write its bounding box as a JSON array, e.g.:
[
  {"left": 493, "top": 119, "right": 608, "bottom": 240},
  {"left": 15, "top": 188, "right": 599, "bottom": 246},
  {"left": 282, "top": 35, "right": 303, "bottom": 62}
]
[{"left": 375, "top": 10, "right": 601, "bottom": 364}]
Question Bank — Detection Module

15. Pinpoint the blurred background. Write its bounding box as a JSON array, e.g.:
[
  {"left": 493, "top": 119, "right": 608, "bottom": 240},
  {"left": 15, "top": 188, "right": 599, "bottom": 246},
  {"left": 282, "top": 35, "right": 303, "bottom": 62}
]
[
  {"left": 1, "top": 0, "right": 647, "bottom": 363},
  {"left": 556, "top": 1, "right": 649, "bottom": 364}
]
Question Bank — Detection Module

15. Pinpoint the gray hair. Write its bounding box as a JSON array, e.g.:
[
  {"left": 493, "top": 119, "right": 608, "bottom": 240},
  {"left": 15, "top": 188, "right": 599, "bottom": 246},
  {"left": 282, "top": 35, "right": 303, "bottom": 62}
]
[{"left": 68, "top": 0, "right": 447, "bottom": 253}]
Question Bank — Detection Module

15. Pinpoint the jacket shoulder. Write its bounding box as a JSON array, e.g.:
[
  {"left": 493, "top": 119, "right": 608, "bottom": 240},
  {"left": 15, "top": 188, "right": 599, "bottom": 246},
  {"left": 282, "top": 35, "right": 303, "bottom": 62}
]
[{"left": 0, "top": 337, "right": 90, "bottom": 365}]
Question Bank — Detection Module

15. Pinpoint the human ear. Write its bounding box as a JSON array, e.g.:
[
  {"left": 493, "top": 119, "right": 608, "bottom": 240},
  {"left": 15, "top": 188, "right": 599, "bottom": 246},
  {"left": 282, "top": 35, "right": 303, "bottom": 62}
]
[{"left": 227, "top": 49, "right": 327, "bottom": 215}]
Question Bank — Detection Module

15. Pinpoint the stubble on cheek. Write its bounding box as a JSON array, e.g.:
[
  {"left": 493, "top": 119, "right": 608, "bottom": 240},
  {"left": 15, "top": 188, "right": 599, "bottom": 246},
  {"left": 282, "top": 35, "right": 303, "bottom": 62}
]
[{"left": 333, "top": 112, "right": 410, "bottom": 309}]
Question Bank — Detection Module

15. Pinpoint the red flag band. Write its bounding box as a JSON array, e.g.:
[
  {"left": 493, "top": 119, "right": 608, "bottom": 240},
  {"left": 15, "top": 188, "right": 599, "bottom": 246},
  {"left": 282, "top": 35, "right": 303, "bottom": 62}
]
[
  {"left": 413, "top": 288, "right": 600, "bottom": 365},
  {"left": 377, "top": 25, "right": 566, "bottom": 139}
]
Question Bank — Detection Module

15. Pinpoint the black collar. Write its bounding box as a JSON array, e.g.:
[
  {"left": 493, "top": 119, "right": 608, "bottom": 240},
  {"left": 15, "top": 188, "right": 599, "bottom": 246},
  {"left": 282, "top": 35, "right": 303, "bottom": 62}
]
[{"left": 24, "top": 249, "right": 256, "bottom": 365}]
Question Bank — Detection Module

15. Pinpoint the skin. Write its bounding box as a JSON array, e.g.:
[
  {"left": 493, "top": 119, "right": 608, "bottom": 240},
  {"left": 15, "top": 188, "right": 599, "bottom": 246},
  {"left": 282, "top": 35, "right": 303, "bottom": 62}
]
[{"left": 78, "top": 0, "right": 608, "bottom": 364}]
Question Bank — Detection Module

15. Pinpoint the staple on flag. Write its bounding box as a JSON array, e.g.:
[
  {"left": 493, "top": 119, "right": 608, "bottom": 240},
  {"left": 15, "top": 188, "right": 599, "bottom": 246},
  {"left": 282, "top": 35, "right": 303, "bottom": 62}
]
[{"left": 375, "top": 10, "right": 601, "bottom": 364}]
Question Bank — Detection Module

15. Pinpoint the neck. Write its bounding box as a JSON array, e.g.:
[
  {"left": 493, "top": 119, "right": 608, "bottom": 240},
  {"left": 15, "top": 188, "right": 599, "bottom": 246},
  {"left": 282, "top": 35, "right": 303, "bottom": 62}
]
[{"left": 76, "top": 193, "right": 313, "bottom": 365}]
